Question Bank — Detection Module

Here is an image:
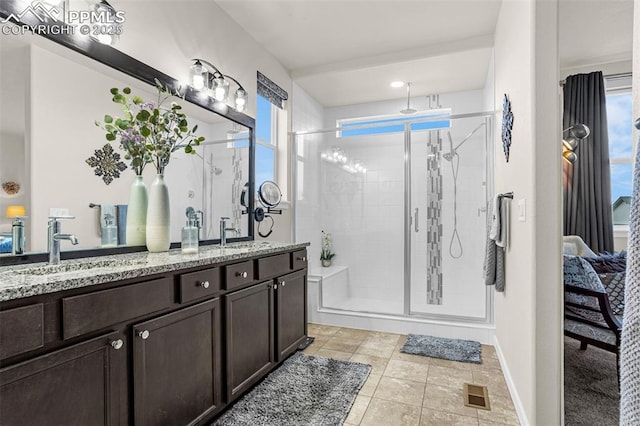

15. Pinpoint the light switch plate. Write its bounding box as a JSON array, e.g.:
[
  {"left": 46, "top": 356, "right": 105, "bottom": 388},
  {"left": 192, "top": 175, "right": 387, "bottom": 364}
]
[{"left": 518, "top": 199, "right": 526, "bottom": 222}]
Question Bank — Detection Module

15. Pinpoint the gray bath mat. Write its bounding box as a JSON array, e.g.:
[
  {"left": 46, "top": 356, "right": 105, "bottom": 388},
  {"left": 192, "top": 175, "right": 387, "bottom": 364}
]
[
  {"left": 214, "top": 352, "right": 371, "bottom": 425},
  {"left": 401, "top": 334, "right": 482, "bottom": 364}
]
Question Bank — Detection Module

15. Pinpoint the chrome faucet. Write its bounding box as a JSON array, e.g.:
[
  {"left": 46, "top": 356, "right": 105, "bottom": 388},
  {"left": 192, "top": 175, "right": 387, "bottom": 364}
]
[
  {"left": 48, "top": 217, "right": 79, "bottom": 265},
  {"left": 220, "top": 217, "right": 240, "bottom": 247}
]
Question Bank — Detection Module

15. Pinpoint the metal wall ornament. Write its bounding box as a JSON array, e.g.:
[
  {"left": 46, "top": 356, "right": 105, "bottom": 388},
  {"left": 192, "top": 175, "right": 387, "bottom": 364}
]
[
  {"left": 501, "top": 94, "right": 514, "bottom": 162},
  {"left": 86, "top": 143, "right": 127, "bottom": 185}
]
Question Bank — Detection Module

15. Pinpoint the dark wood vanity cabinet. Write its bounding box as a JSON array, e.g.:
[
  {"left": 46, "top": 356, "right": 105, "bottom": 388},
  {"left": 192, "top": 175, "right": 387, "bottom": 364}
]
[
  {"left": 224, "top": 282, "right": 275, "bottom": 401},
  {"left": 133, "top": 299, "right": 222, "bottom": 426},
  {"left": 0, "top": 331, "right": 126, "bottom": 426},
  {"left": 0, "top": 246, "right": 308, "bottom": 426},
  {"left": 276, "top": 270, "right": 308, "bottom": 361}
]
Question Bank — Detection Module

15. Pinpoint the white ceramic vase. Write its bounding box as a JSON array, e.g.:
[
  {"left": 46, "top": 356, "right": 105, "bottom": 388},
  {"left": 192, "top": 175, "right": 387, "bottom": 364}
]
[
  {"left": 125, "top": 175, "right": 148, "bottom": 246},
  {"left": 146, "top": 174, "right": 171, "bottom": 252}
]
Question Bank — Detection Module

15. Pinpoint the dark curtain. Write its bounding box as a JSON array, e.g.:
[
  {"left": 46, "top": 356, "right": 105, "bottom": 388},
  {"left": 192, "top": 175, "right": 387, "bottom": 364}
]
[{"left": 563, "top": 71, "right": 614, "bottom": 253}]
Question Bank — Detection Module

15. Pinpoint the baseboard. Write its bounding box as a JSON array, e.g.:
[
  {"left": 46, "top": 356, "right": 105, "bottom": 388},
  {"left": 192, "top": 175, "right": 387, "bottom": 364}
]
[{"left": 493, "top": 337, "right": 530, "bottom": 426}]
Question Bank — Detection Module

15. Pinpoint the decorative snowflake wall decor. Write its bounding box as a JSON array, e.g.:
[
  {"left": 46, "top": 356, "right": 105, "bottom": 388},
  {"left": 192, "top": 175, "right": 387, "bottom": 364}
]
[
  {"left": 86, "top": 144, "right": 127, "bottom": 185},
  {"left": 501, "top": 94, "right": 514, "bottom": 162}
]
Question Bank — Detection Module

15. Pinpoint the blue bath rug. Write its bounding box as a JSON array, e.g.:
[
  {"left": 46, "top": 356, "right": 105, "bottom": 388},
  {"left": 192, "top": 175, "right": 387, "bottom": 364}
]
[{"left": 401, "top": 334, "right": 482, "bottom": 364}]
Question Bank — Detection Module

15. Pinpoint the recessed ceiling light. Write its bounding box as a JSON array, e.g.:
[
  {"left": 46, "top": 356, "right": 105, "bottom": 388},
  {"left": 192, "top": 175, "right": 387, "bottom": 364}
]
[{"left": 390, "top": 81, "right": 404, "bottom": 88}]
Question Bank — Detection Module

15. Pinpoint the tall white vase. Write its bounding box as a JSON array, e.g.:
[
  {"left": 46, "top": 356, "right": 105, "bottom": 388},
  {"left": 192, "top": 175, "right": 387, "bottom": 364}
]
[
  {"left": 125, "top": 175, "right": 148, "bottom": 246},
  {"left": 146, "top": 174, "right": 171, "bottom": 252}
]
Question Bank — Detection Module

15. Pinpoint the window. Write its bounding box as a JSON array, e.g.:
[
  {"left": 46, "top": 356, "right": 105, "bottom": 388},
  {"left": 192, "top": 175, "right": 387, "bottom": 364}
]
[
  {"left": 337, "top": 109, "right": 451, "bottom": 138},
  {"left": 255, "top": 94, "right": 277, "bottom": 187},
  {"left": 606, "top": 78, "right": 633, "bottom": 226}
]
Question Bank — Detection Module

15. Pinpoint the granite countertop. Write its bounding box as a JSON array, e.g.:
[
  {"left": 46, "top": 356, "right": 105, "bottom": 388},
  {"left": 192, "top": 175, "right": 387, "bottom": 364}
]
[{"left": 0, "top": 241, "right": 309, "bottom": 302}]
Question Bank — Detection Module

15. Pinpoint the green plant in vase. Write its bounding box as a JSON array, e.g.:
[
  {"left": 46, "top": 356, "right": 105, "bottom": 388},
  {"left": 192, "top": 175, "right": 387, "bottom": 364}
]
[
  {"left": 320, "top": 230, "right": 336, "bottom": 267},
  {"left": 94, "top": 79, "right": 205, "bottom": 252}
]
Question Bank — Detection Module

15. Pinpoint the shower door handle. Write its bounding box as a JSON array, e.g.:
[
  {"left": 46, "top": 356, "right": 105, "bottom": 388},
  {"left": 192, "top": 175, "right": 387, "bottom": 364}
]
[{"left": 414, "top": 208, "right": 419, "bottom": 232}]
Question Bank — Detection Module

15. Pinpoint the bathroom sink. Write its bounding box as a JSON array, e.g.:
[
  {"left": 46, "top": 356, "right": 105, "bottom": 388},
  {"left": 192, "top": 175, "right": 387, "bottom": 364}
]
[
  {"left": 13, "top": 258, "right": 146, "bottom": 276},
  {"left": 224, "top": 241, "right": 272, "bottom": 250}
]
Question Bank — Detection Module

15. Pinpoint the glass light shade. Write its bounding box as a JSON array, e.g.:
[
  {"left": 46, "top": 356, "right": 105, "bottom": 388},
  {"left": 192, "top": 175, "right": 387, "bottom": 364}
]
[
  {"left": 234, "top": 89, "right": 247, "bottom": 112},
  {"left": 212, "top": 78, "right": 229, "bottom": 102},
  {"left": 191, "top": 62, "right": 208, "bottom": 91},
  {"left": 6, "top": 205, "right": 26, "bottom": 218},
  {"left": 563, "top": 150, "right": 577, "bottom": 164},
  {"left": 563, "top": 137, "right": 578, "bottom": 151}
]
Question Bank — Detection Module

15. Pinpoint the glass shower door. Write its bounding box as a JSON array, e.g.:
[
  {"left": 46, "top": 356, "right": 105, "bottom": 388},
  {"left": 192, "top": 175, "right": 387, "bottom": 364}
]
[{"left": 409, "top": 116, "right": 490, "bottom": 320}]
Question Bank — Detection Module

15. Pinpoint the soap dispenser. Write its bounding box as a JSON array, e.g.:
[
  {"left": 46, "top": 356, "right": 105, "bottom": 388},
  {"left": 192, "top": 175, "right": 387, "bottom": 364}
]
[
  {"left": 181, "top": 217, "right": 199, "bottom": 254},
  {"left": 101, "top": 213, "right": 118, "bottom": 247}
]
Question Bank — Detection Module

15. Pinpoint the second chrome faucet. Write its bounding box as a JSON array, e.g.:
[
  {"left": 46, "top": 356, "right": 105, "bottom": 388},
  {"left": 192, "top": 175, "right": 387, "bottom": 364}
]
[{"left": 219, "top": 217, "right": 240, "bottom": 246}]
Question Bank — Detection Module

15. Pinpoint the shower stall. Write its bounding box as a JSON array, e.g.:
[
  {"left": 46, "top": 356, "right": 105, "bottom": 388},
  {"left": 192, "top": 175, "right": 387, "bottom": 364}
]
[{"left": 294, "top": 111, "right": 494, "bottom": 338}]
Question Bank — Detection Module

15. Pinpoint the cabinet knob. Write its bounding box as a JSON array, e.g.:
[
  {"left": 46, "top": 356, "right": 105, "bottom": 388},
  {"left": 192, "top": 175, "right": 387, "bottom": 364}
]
[
  {"left": 111, "top": 339, "right": 124, "bottom": 350},
  {"left": 297, "top": 256, "right": 306, "bottom": 262},
  {"left": 272, "top": 283, "right": 278, "bottom": 290},
  {"left": 200, "top": 280, "right": 210, "bottom": 289},
  {"left": 236, "top": 271, "right": 248, "bottom": 278},
  {"left": 138, "top": 330, "right": 150, "bottom": 340},
  {"left": 281, "top": 281, "right": 286, "bottom": 287}
]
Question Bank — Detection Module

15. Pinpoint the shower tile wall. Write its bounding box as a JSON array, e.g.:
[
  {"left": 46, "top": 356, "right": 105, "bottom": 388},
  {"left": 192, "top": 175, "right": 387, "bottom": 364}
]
[{"left": 426, "top": 131, "right": 443, "bottom": 305}]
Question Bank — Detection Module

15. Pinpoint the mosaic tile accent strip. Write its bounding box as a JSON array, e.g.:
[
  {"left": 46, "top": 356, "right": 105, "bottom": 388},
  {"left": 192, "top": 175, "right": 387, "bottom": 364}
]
[
  {"left": 231, "top": 148, "right": 243, "bottom": 229},
  {"left": 426, "top": 131, "right": 443, "bottom": 305}
]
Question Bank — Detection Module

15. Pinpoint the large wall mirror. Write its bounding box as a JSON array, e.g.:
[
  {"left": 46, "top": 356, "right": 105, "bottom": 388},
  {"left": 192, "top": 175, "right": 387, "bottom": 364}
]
[{"left": 0, "top": 2, "right": 256, "bottom": 264}]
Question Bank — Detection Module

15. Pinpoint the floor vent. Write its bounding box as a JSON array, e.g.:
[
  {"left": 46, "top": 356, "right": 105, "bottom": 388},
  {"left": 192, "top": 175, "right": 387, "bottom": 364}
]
[{"left": 463, "top": 383, "right": 491, "bottom": 410}]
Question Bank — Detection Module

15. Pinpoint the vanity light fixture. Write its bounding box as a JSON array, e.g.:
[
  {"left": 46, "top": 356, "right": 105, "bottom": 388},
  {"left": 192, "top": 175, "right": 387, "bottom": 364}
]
[
  {"left": 89, "top": 0, "right": 121, "bottom": 46},
  {"left": 562, "top": 123, "right": 590, "bottom": 164},
  {"left": 190, "top": 59, "right": 248, "bottom": 112}
]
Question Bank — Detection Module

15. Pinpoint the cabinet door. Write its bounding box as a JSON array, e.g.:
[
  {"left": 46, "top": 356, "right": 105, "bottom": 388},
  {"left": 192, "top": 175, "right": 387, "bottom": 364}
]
[
  {"left": 276, "top": 270, "right": 307, "bottom": 360},
  {"left": 225, "top": 282, "right": 275, "bottom": 401},
  {"left": 0, "top": 331, "right": 125, "bottom": 426},
  {"left": 133, "top": 299, "right": 222, "bottom": 426}
]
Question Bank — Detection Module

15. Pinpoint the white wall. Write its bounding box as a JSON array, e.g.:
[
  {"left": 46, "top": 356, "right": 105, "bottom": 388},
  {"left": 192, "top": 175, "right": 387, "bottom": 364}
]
[{"left": 492, "top": 1, "right": 561, "bottom": 425}]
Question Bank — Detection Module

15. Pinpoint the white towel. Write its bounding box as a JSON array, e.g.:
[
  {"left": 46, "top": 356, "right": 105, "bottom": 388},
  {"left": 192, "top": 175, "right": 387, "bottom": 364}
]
[
  {"left": 489, "top": 195, "right": 501, "bottom": 241},
  {"left": 100, "top": 204, "right": 116, "bottom": 233},
  {"left": 619, "top": 132, "right": 640, "bottom": 425},
  {"left": 496, "top": 197, "right": 508, "bottom": 248}
]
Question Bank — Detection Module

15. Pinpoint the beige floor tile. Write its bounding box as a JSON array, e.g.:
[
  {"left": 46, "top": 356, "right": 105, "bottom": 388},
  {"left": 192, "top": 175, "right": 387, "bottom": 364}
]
[
  {"left": 367, "top": 331, "right": 402, "bottom": 345},
  {"left": 481, "top": 345, "right": 498, "bottom": 359},
  {"left": 356, "top": 342, "right": 396, "bottom": 358},
  {"left": 427, "top": 365, "right": 473, "bottom": 389},
  {"left": 476, "top": 394, "right": 519, "bottom": 426},
  {"left": 421, "top": 408, "right": 479, "bottom": 426},
  {"left": 334, "top": 327, "right": 371, "bottom": 342},
  {"left": 423, "top": 383, "right": 478, "bottom": 418},
  {"left": 391, "top": 350, "right": 432, "bottom": 365},
  {"left": 322, "top": 337, "right": 361, "bottom": 353},
  {"left": 350, "top": 354, "right": 390, "bottom": 376},
  {"left": 472, "top": 357, "right": 502, "bottom": 372},
  {"left": 384, "top": 359, "right": 430, "bottom": 383},
  {"left": 359, "top": 374, "right": 382, "bottom": 397},
  {"left": 345, "top": 395, "right": 371, "bottom": 425},
  {"left": 471, "top": 371, "right": 510, "bottom": 398},
  {"left": 373, "top": 376, "right": 426, "bottom": 406},
  {"left": 427, "top": 357, "right": 474, "bottom": 371},
  {"left": 315, "top": 348, "right": 353, "bottom": 361},
  {"left": 307, "top": 323, "right": 341, "bottom": 336},
  {"left": 302, "top": 345, "right": 320, "bottom": 356},
  {"left": 478, "top": 421, "right": 517, "bottom": 426},
  {"left": 361, "top": 398, "right": 421, "bottom": 426}
]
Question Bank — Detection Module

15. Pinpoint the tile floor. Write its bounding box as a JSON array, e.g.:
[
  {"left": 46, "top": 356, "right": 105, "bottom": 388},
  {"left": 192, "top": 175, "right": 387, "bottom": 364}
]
[{"left": 305, "top": 323, "right": 520, "bottom": 426}]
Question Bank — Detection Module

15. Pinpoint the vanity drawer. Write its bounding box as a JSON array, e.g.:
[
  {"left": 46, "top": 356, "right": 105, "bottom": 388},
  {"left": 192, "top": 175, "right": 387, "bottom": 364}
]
[
  {"left": 257, "top": 253, "right": 291, "bottom": 280},
  {"left": 224, "top": 261, "right": 255, "bottom": 291},
  {"left": 179, "top": 267, "right": 221, "bottom": 303},
  {"left": 62, "top": 277, "right": 173, "bottom": 340},
  {"left": 291, "top": 249, "right": 308, "bottom": 271},
  {"left": 0, "top": 304, "right": 44, "bottom": 360}
]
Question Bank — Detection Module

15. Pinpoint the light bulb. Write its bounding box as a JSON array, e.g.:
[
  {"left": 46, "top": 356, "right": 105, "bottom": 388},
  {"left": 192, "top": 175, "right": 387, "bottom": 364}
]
[
  {"left": 235, "top": 89, "right": 247, "bottom": 112},
  {"left": 192, "top": 75, "right": 205, "bottom": 90},
  {"left": 96, "top": 34, "right": 113, "bottom": 45},
  {"left": 212, "top": 78, "right": 229, "bottom": 102}
]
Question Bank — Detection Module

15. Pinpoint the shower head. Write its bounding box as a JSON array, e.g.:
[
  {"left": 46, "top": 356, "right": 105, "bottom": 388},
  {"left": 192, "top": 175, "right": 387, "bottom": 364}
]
[{"left": 400, "top": 82, "right": 417, "bottom": 115}]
